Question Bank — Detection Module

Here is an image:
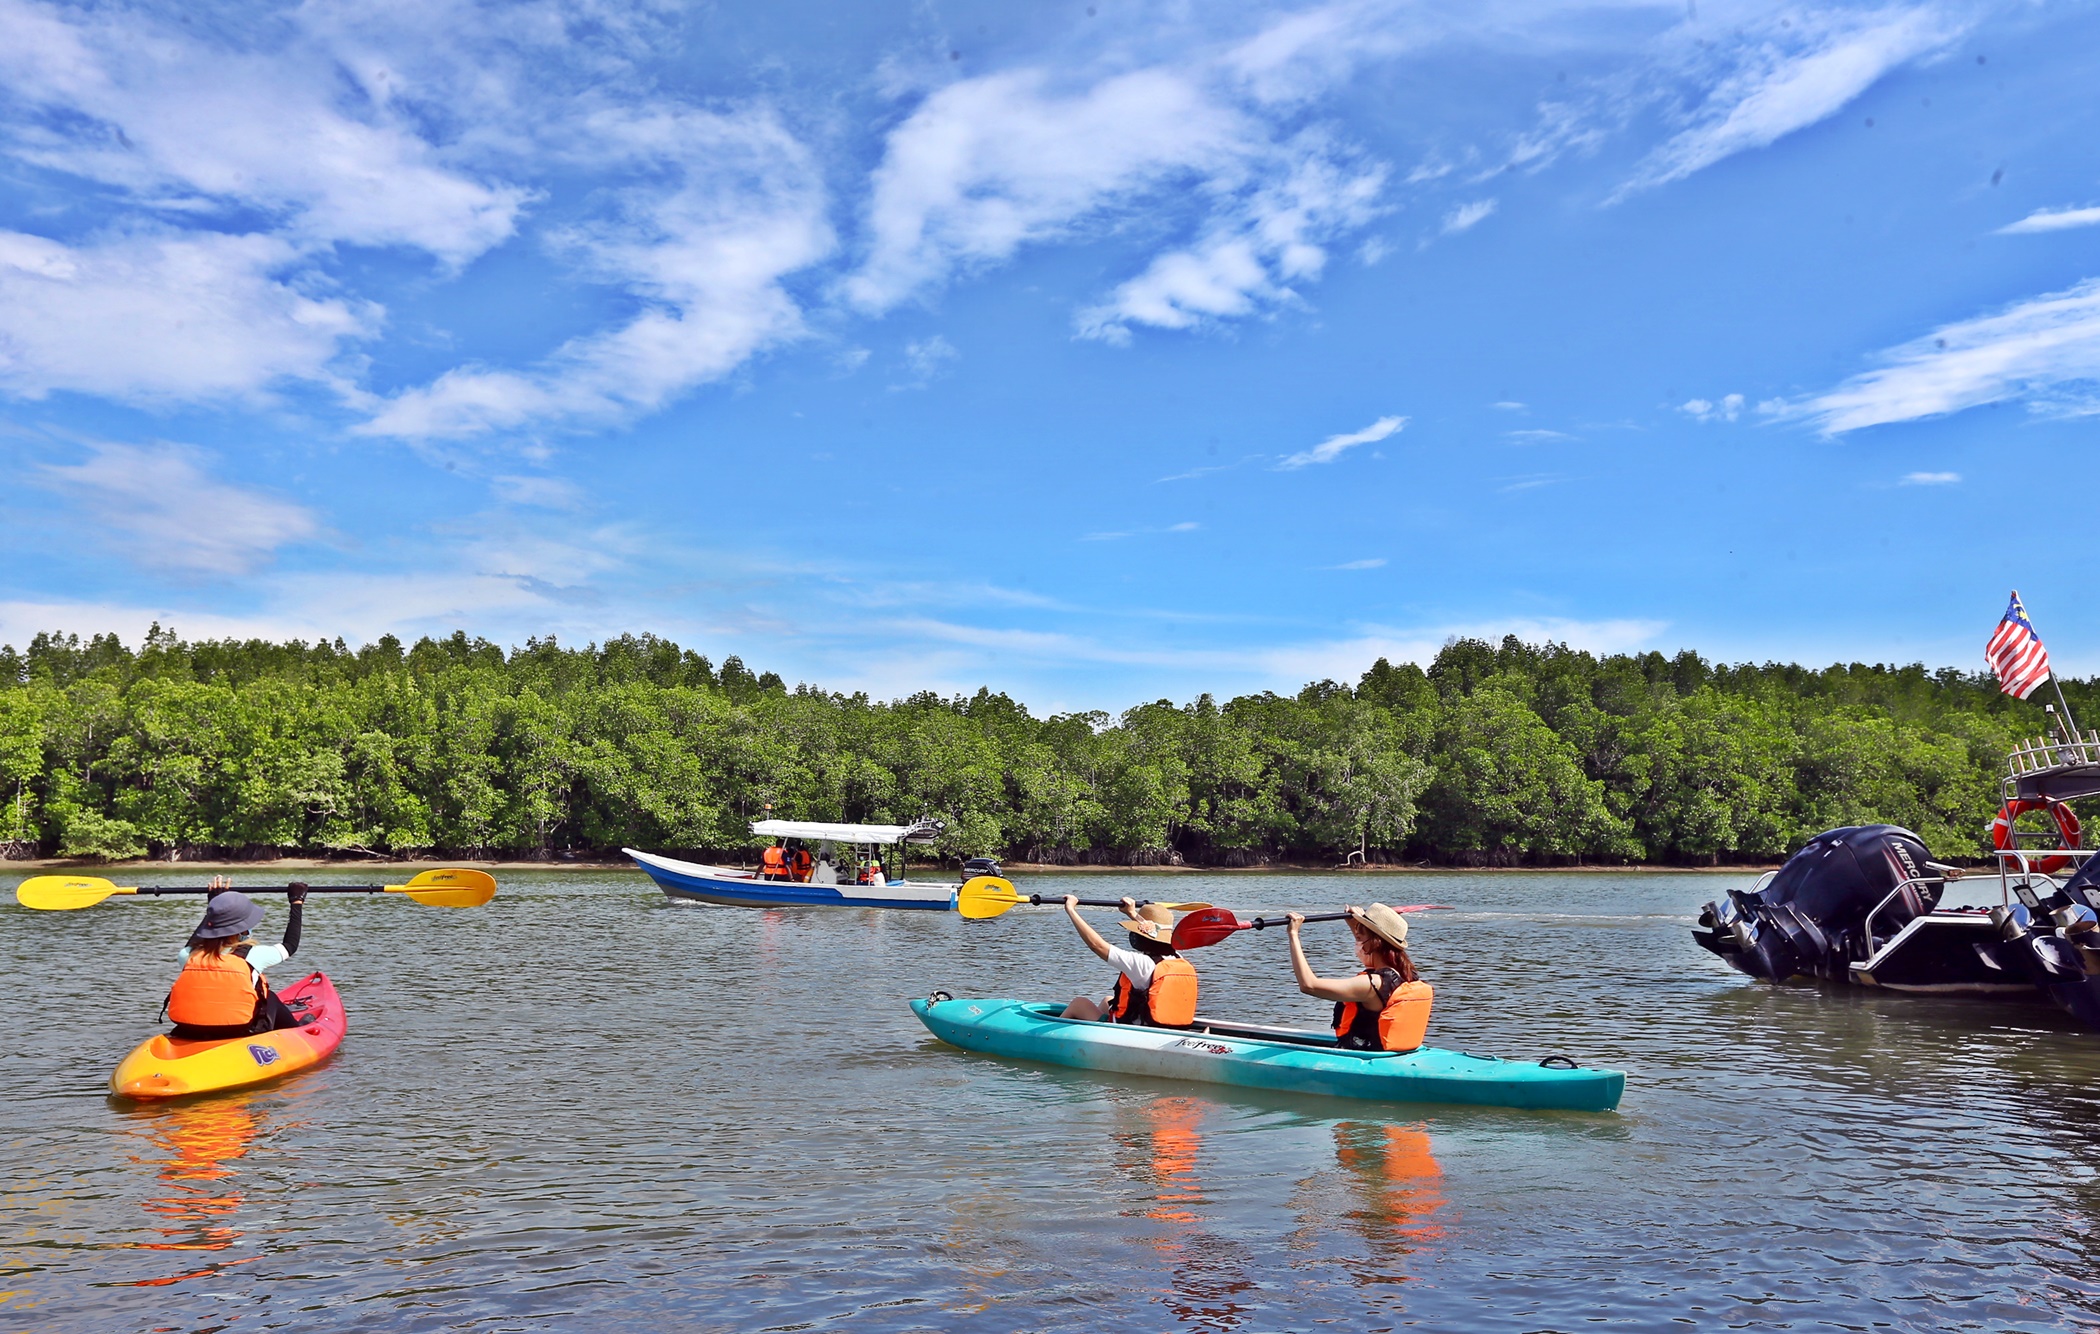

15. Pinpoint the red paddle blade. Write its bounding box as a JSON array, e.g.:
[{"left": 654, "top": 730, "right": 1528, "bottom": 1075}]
[{"left": 1170, "top": 907, "right": 1246, "bottom": 950}]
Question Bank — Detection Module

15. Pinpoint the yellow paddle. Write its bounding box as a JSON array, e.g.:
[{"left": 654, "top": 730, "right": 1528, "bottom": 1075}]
[
  {"left": 14, "top": 867, "right": 498, "bottom": 911},
  {"left": 956, "top": 876, "right": 1210, "bottom": 920}
]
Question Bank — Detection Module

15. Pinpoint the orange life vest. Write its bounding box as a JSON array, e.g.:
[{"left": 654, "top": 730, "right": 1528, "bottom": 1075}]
[
  {"left": 861, "top": 864, "right": 884, "bottom": 884},
  {"left": 166, "top": 948, "right": 268, "bottom": 1029},
  {"left": 760, "top": 845, "right": 788, "bottom": 878},
  {"left": 1333, "top": 968, "right": 1433, "bottom": 1052},
  {"left": 1110, "top": 957, "right": 1199, "bottom": 1028},
  {"left": 791, "top": 849, "right": 813, "bottom": 882}
]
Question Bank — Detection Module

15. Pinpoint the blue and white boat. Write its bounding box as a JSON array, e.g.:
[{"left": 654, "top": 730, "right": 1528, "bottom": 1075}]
[{"left": 624, "top": 818, "right": 964, "bottom": 910}]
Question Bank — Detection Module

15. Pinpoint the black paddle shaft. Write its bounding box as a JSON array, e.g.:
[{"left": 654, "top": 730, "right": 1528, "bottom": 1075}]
[
  {"left": 125, "top": 884, "right": 398, "bottom": 896},
  {"left": 1029, "top": 895, "right": 1164, "bottom": 910},
  {"left": 1242, "top": 910, "right": 1351, "bottom": 931}
]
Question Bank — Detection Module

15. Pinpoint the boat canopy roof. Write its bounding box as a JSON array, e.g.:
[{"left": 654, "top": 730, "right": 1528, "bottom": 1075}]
[
  {"left": 748, "top": 817, "right": 945, "bottom": 845},
  {"left": 2013, "top": 763, "right": 2100, "bottom": 805}
]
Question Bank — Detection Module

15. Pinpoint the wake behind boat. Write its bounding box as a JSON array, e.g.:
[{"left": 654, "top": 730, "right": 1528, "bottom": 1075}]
[{"left": 625, "top": 817, "right": 984, "bottom": 910}]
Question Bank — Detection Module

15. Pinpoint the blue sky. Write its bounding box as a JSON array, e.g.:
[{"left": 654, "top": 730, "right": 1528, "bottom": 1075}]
[{"left": 2, "top": 0, "right": 2098, "bottom": 710}]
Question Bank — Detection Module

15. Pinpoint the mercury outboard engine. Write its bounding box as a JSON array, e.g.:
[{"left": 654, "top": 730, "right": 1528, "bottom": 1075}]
[
  {"left": 961, "top": 856, "right": 1002, "bottom": 880},
  {"left": 1693, "top": 825, "right": 1935, "bottom": 982}
]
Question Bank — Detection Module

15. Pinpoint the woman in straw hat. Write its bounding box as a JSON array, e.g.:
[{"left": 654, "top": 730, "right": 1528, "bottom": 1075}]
[
  {"left": 1286, "top": 903, "right": 1433, "bottom": 1052},
  {"left": 1057, "top": 895, "right": 1200, "bottom": 1028}
]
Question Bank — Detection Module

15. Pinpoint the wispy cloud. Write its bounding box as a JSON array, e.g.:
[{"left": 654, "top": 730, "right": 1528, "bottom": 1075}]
[
  {"left": 1999, "top": 205, "right": 2100, "bottom": 235},
  {"left": 1899, "top": 471, "right": 1961, "bottom": 485},
  {"left": 1439, "top": 198, "right": 1497, "bottom": 236},
  {"left": 39, "top": 443, "right": 321, "bottom": 575},
  {"left": 359, "top": 107, "right": 832, "bottom": 440},
  {"left": 1618, "top": 7, "right": 1967, "bottom": 199},
  {"left": 1802, "top": 278, "right": 2100, "bottom": 433},
  {"left": 1275, "top": 414, "right": 1405, "bottom": 469},
  {"left": 1680, "top": 393, "right": 1744, "bottom": 422},
  {"left": 1332, "top": 557, "right": 1387, "bottom": 570},
  {"left": 1497, "top": 472, "right": 1563, "bottom": 493},
  {"left": 1506, "top": 428, "right": 1574, "bottom": 443},
  {"left": 890, "top": 334, "right": 960, "bottom": 390},
  {"left": 1157, "top": 453, "right": 1264, "bottom": 482}
]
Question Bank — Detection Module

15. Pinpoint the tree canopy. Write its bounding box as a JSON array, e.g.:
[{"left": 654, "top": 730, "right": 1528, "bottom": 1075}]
[{"left": 0, "top": 626, "right": 2067, "bottom": 866}]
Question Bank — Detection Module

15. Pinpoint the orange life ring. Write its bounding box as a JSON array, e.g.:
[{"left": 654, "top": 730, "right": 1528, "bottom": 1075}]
[{"left": 1990, "top": 798, "right": 2082, "bottom": 875}]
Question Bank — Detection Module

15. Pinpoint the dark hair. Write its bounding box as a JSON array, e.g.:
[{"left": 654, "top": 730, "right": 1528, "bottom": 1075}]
[
  {"left": 1126, "top": 931, "right": 1177, "bottom": 961},
  {"left": 1350, "top": 923, "right": 1418, "bottom": 983}
]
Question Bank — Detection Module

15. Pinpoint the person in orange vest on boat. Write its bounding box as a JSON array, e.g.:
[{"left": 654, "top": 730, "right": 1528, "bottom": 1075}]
[
  {"left": 164, "top": 879, "right": 311, "bottom": 1039},
  {"left": 1057, "top": 895, "right": 1199, "bottom": 1029},
  {"left": 1285, "top": 903, "right": 1432, "bottom": 1052},
  {"left": 759, "top": 842, "right": 789, "bottom": 880},
  {"left": 860, "top": 858, "right": 885, "bottom": 885},
  {"left": 790, "top": 845, "right": 814, "bottom": 883}
]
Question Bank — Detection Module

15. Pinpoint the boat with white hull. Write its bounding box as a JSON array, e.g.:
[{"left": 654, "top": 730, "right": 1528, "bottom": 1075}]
[{"left": 624, "top": 817, "right": 974, "bottom": 911}]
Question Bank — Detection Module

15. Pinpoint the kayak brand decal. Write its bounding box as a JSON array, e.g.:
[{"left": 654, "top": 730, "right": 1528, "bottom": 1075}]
[
  {"left": 247, "top": 1044, "right": 281, "bottom": 1066},
  {"left": 1168, "top": 1037, "right": 1233, "bottom": 1055}
]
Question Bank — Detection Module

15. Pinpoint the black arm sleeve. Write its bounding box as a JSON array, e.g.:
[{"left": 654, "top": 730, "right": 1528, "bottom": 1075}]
[{"left": 280, "top": 898, "right": 304, "bottom": 958}]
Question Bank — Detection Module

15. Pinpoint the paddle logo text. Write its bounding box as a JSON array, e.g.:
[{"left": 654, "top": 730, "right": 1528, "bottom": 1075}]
[
  {"left": 1168, "top": 1037, "right": 1232, "bottom": 1055},
  {"left": 247, "top": 1044, "right": 281, "bottom": 1066}
]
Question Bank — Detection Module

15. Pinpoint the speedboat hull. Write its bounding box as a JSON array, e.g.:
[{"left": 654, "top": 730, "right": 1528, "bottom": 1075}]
[
  {"left": 624, "top": 848, "right": 956, "bottom": 910},
  {"left": 911, "top": 997, "right": 1624, "bottom": 1113}
]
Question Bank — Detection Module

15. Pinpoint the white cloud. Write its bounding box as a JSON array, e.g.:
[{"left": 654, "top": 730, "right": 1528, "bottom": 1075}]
[
  {"left": 0, "top": 229, "right": 378, "bottom": 401},
  {"left": 1802, "top": 278, "right": 2100, "bottom": 433},
  {"left": 0, "top": 0, "right": 526, "bottom": 264},
  {"left": 846, "top": 67, "right": 1248, "bottom": 313},
  {"left": 1506, "top": 428, "right": 1575, "bottom": 443},
  {"left": 490, "top": 475, "right": 586, "bottom": 509},
  {"left": 892, "top": 334, "right": 960, "bottom": 389},
  {"left": 1077, "top": 130, "right": 1386, "bottom": 341},
  {"left": 1439, "top": 198, "right": 1497, "bottom": 235},
  {"left": 358, "top": 107, "right": 832, "bottom": 440},
  {"left": 1619, "top": 7, "right": 1966, "bottom": 198},
  {"left": 1276, "top": 415, "right": 1405, "bottom": 469},
  {"left": 1899, "top": 471, "right": 1960, "bottom": 485},
  {"left": 1333, "top": 557, "right": 1387, "bottom": 570},
  {"left": 1999, "top": 206, "right": 2100, "bottom": 236},
  {"left": 1680, "top": 393, "right": 1745, "bottom": 421},
  {"left": 1497, "top": 472, "right": 1563, "bottom": 493},
  {"left": 39, "top": 443, "right": 321, "bottom": 575}
]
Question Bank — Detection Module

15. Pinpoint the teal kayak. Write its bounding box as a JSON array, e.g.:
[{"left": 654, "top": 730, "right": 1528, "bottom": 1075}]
[{"left": 911, "top": 996, "right": 1625, "bottom": 1113}]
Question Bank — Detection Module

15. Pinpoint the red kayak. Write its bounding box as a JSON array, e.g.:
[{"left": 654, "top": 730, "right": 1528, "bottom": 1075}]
[{"left": 111, "top": 971, "right": 347, "bottom": 1100}]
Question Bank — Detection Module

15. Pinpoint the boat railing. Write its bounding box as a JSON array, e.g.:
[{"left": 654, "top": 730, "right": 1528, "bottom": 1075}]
[
  {"left": 1992, "top": 845, "right": 2096, "bottom": 905},
  {"left": 1862, "top": 875, "right": 1947, "bottom": 956},
  {"left": 2004, "top": 731, "right": 2100, "bottom": 776}
]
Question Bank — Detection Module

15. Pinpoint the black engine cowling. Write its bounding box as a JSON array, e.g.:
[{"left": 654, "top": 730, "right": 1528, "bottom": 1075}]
[{"left": 1693, "top": 825, "right": 1936, "bottom": 982}]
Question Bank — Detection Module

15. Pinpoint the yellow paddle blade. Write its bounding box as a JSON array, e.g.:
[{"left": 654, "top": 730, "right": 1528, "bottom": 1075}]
[
  {"left": 956, "top": 875, "right": 1022, "bottom": 919},
  {"left": 384, "top": 867, "right": 498, "bottom": 908},
  {"left": 15, "top": 875, "right": 134, "bottom": 910}
]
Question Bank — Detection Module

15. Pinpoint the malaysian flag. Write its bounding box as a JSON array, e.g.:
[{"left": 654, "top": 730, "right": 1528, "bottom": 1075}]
[{"left": 1986, "top": 591, "right": 2053, "bottom": 699}]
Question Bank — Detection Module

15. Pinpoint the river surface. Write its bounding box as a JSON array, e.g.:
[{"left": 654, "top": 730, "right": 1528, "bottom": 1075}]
[{"left": 4, "top": 868, "right": 2100, "bottom": 1332}]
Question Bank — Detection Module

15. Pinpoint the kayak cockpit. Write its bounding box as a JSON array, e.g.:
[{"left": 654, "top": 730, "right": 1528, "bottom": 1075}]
[{"left": 1011, "top": 1002, "right": 1387, "bottom": 1056}]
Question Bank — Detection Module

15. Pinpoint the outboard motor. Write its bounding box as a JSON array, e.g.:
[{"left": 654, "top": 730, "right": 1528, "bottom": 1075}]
[
  {"left": 961, "top": 856, "right": 1002, "bottom": 880},
  {"left": 1693, "top": 825, "right": 1935, "bottom": 982}
]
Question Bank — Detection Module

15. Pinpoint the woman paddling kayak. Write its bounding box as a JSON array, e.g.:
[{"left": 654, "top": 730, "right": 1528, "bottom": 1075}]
[
  {"left": 163, "top": 879, "right": 313, "bottom": 1039},
  {"left": 1286, "top": 904, "right": 1433, "bottom": 1052},
  {"left": 1057, "top": 895, "right": 1200, "bottom": 1028}
]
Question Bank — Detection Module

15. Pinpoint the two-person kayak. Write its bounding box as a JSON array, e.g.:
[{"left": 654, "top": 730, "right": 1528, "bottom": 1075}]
[
  {"left": 110, "top": 971, "right": 347, "bottom": 1101},
  {"left": 911, "top": 995, "right": 1624, "bottom": 1113}
]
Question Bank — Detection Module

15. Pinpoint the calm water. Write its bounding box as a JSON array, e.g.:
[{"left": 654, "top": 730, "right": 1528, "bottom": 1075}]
[{"left": 4, "top": 867, "right": 2099, "bottom": 1332}]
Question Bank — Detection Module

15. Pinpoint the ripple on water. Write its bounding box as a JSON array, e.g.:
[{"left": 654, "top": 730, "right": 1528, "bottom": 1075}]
[{"left": 4, "top": 869, "right": 2100, "bottom": 1330}]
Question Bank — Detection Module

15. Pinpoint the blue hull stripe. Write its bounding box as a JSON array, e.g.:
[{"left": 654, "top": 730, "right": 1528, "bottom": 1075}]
[{"left": 634, "top": 860, "right": 953, "bottom": 911}]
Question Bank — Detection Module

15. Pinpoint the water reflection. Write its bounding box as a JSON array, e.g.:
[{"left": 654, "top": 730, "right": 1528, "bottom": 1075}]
[
  {"left": 123, "top": 1099, "right": 267, "bottom": 1287},
  {"left": 1113, "top": 1097, "right": 1257, "bottom": 1332}
]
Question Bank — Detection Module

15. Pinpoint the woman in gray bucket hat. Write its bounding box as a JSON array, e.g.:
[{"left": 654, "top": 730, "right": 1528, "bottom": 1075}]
[{"left": 163, "top": 877, "right": 313, "bottom": 1039}]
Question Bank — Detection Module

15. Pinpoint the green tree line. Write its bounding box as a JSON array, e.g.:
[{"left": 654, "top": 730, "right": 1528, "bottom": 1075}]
[{"left": 0, "top": 625, "right": 2073, "bottom": 866}]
